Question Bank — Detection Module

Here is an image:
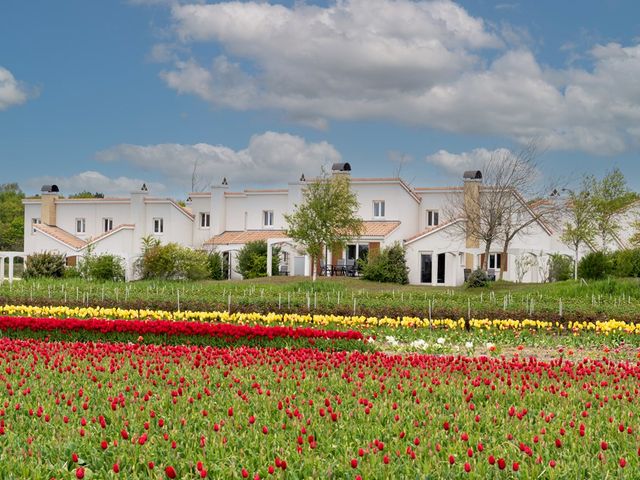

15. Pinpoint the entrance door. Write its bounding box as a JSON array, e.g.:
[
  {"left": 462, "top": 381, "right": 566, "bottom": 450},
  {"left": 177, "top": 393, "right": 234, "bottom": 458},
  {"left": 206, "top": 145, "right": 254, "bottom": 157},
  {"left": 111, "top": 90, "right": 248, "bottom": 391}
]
[
  {"left": 420, "top": 254, "right": 432, "bottom": 283},
  {"left": 437, "top": 253, "right": 446, "bottom": 284}
]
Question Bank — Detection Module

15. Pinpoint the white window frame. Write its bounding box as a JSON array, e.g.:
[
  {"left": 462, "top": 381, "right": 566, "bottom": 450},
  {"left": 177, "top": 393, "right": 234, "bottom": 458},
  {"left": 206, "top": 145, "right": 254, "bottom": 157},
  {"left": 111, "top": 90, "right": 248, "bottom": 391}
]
[
  {"left": 263, "top": 210, "right": 274, "bottom": 227},
  {"left": 75, "top": 218, "right": 86, "bottom": 234},
  {"left": 373, "top": 200, "right": 385, "bottom": 219},
  {"left": 102, "top": 217, "right": 113, "bottom": 233},
  {"left": 199, "top": 212, "right": 210, "bottom": 229},
  {"left": 459, "top": 252, "right": 465, "bottom": 267},
  {"left": 153, "top": 217, "right": 164, "bottom": 234},
  {"left": 426, "top": 210, "right": 439, "bottom": 227},
  {"left": 31, "top": 218, "right": 41, "bottom": 234},
  {"left": 488, "top": 253, "right": 502, "bottom": 270}
]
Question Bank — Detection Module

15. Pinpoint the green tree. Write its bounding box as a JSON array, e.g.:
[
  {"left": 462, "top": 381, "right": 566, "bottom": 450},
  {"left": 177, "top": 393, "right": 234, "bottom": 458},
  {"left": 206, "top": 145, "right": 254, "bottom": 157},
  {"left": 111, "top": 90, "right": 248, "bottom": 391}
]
[
  {"left": 0, "top": 183, "right": 25, "bottom": 251},
  {"left": 285, "top": 173, "right": 363, "bottom": 281},
  {"left": 236, "top": 241, "right": 280, "bottom": 279},
  {"left": 584, "top": 168, "right": 637, "bottom": 251},
  {"left": 361, "top": 243, "right": 409, "bottom": 284},
  {"left": 68, "top": 191, "right": 104, "bottom": 199},
  {"left": 561, "top": 187, "right": 596, "bottom": 280}
]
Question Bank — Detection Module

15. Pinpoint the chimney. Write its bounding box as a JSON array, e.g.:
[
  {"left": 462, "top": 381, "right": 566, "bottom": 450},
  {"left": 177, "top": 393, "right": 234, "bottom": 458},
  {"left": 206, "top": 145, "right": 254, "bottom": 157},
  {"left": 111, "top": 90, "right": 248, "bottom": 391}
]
[
  {"left": 131, "top": 183, "right": 150, "bottom": 250},
  {"left": 40, "top": 184, "right": 60, "bottom": 226},
  {"left": 211, "top": 177, "right": 229, "bottom": 236},
  {"left": 463, "top": 171, "right": 482, "bottom": 251},
  {"left": 331, "top": 162, "right": 351, "bottom": 177}
]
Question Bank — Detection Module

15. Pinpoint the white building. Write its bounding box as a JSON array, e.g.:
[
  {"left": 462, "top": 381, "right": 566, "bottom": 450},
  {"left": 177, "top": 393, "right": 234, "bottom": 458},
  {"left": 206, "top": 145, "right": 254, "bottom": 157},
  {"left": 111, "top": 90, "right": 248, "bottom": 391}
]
[{"left": 23, "top": 164, "right": 585, "bottom": 285}]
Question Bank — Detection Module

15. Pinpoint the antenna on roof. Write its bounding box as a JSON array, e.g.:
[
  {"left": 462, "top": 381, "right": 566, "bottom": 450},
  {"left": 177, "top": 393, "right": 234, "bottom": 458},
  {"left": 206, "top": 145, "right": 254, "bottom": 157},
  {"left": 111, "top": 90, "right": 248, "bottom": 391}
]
[
  {"left": 222, "top": 177, "right": 228, "bottom": 186},
  {"left": 141, "top": 183, "right": 148, "bottom": 192},
  {"left": 300, "top": 173, "right": 306, "bottom": 182}
]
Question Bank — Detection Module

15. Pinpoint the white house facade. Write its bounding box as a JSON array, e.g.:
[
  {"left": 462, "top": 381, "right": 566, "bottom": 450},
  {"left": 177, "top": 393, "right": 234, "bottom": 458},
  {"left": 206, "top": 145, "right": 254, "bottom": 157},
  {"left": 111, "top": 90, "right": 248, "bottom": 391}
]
[{"left": 22, "top": 164, "right": 590, "bottom": 285}]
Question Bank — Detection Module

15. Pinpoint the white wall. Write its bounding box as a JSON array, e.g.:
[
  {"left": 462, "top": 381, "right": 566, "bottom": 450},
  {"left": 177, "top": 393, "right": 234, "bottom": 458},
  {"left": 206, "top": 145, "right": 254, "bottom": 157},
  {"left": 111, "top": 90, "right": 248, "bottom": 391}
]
[
  {"left": 405, "top": 226, "right": 467, "bottom": 286},
  {"left": 50, "top": 200, "right": 131, "bottom": 240}
]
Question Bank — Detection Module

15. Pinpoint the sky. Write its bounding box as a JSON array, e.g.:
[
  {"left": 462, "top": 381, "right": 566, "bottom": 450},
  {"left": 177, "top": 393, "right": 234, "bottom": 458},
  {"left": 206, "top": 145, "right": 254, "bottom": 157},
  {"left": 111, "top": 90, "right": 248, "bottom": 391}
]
[{"left": 1, "top": 0, "right": 640, "bottom": 199}]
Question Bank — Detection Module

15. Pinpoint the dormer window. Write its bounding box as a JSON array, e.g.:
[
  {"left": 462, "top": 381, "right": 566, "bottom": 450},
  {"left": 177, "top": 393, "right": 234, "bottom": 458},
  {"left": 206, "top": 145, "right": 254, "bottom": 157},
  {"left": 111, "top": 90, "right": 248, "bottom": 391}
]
[
  {"left": 263, "top": 210, "right": 274, "bottom": 227},
  {"left": 373, "top": 200, "right": 385, "bottom": 218}
]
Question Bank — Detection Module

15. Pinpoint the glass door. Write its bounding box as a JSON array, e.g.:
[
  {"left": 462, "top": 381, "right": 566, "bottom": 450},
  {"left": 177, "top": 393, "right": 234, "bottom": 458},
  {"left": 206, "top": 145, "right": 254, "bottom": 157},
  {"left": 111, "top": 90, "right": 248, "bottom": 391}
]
[{"left": 420, "top": 254, "right": 432, "bottom": 283}]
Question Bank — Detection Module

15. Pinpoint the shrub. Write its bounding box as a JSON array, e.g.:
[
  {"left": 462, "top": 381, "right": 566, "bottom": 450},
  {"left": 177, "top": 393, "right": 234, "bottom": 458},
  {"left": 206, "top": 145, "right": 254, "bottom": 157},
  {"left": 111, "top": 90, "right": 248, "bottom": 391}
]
[
  {"left": 236, "top": 241, "right": 280, "bottom": 279},
  {"left": 466, "top": 269, "right": 489, "bottom": 288},
  {"left": 578, "top": 251, "right": 612, "bottom": 280},
  {"left": 610, "top": 248, "right": 640, "bottom": 278},
  {"left": 207, "top": 252, "right": 225, "bottom": 280},
  {"left": 137, "top": 238, "right": 209, "bottom": 280},
  {"left": 23, "top": 251, "right": 66, "bottom": 278},
  {"left": 361, "top": 243, "right": 409, "bottom": 284},
  {"left": 81, "top": 254, "right": 125, "bottom": 281},
  {"left": 548, "top": 254, "right": 574, "bottom": 282}
]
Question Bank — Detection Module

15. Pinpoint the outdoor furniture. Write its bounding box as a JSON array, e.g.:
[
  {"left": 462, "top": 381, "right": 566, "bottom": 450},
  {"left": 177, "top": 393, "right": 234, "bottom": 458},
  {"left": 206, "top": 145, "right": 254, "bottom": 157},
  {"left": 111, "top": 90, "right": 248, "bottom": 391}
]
[
  {"left": 279, "top": 264, "right": 289, "bottom": 276},
  {"left": 345, "top": 258, "right": 357, "bottom": 277},
  {"left": 334, "top": 259, "right": 346, "bottom": 276},
  {"left": 320, "top": 261, "right": 332, "bottom": 276},
  {"left": 487, "top": 269, "right": 496, "bottom": 281}
]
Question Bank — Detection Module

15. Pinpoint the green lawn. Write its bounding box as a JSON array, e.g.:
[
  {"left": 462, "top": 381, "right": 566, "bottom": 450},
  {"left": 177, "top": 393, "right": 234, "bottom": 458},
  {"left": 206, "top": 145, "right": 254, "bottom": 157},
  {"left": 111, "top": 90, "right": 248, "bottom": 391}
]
[{"left": 1, "top": 276, "right": 639, "bottom": 321}]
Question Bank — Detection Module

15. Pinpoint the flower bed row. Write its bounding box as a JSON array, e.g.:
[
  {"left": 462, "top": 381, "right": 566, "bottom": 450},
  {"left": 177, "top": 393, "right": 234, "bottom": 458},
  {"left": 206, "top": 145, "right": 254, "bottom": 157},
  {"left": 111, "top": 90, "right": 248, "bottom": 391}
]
[
  {"left": 1, "top": 304, "right": 640, "bottom": 334},
  {"left": 0, "top": 316, "right": 369, "bottom": 351},
  {"left": 0, "top": 338, "right": 638, "bottom": 478}
]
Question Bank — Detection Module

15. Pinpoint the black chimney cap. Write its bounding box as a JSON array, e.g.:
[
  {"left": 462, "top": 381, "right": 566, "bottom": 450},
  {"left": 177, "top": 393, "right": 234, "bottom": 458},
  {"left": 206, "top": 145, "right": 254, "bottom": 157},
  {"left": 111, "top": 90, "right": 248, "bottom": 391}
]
[
  {"left": 40, "top": 184, "right": 60, "bottom": 193},
  {"left": 331, "top": 162, "right": 351, "bottom": 172},
  {"left": 463, "top": 170, "right": 482, "bottom": 180}
]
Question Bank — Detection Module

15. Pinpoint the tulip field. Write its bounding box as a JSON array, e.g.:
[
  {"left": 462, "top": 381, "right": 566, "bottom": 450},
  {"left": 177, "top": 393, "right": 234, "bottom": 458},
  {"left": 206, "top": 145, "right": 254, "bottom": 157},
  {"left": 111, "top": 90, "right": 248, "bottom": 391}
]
[
  {"left": 0, "top": 316, "right": 638, "bottom": 478},
  {"left": 1, "top": 276, "right": 640, "bottom": 479}
]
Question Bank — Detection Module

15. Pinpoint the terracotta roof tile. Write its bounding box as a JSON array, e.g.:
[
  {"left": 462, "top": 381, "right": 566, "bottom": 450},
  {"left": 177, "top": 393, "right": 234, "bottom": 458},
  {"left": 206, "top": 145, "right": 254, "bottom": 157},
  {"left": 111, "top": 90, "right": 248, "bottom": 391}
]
[
  {"left": 34, "top": 224, "right": 87, "bottom": 250},
  {"left": 204, "top": 230, "right": 288, "bottom": 246},
  {"left": 360, "top": 221, "right": 401, "bottom": 237},
  {"left": 404, "top": 219, "right": 463, "bottom": 244}
]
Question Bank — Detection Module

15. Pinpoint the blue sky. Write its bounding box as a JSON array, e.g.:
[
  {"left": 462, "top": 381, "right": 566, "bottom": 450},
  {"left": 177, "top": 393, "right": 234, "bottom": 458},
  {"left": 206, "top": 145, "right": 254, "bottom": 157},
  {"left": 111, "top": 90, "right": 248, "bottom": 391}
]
[{"left": 1, "top": 0, "right": 640, "bottom": 198}]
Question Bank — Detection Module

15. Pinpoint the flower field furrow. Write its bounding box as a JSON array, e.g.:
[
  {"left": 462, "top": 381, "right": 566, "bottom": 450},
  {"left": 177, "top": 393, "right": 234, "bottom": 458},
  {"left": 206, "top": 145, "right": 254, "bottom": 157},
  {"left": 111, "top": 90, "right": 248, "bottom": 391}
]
[
  {"left": 2, "top": 304, "right": 640, "bottom": 334},
  {"left": 0, "top": 316, "right": 364, "bottom": 341},
  {"left": 0, "top": 339, "right": 638, "bottom": 478}
]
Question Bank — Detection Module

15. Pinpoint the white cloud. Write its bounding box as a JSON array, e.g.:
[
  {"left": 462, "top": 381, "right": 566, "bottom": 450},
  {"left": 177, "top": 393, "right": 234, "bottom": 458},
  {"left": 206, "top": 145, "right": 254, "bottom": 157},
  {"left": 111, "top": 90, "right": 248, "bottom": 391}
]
[
  {"left": 426, "top": 148, "right": 512, "bottom": 175},
  {"left": 95, "top": 131, "right": 341, "bottom": 190},
  {"left": 27, "top": 171, "right": 165, "bottom": 196},
  {"left": 152, "top": 0, "right": 640, "bottom": 155},
  {"left": 0, "top": 66, "right": 31, "bottom": 111}
]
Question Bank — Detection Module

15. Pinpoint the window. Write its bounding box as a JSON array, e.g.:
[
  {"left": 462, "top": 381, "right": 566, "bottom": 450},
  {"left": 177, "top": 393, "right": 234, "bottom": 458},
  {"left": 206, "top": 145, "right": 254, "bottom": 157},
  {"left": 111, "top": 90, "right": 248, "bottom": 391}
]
[
  {"left": 373, "top": 200, "right": 385, "bottom": 218},
  {"left": 459, "top": 252, "right": 465, "bottom": 267},
  {"left": 426, "top": 210, "right": 439, "bottom": 227},
  {"left": 103, "top": 218, "right": 113, "bottom": 232},
  {"left": 489, "top": 253, "right": 502, "bottom": 270},
  {"left": 31, "top": 218, "right": 41, "bottom": 234},
  {"left": 75, "top": 218, "right": 86, "bottom": 234},
  {"left": 263, "top": 210, "right": 274, "bottom": 227},
  {"left": 199, "top": 212, "right": 210, "bottom": 228},
  {"left": 153, "top": 217, "right": 164, "bottom": 234}
]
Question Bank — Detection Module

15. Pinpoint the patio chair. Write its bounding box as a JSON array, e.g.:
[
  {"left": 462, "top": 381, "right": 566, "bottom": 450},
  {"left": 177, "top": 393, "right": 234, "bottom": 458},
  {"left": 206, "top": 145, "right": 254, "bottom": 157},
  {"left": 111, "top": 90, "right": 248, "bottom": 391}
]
[
  {"left": 345, "top": 258, "right": 357, "bottom": 277},
  {"left": 279, "top": 264, "right": 289, "bottom": 276},
  {"left": 487, "top": 269, "right": 496, "bottom": 281}
]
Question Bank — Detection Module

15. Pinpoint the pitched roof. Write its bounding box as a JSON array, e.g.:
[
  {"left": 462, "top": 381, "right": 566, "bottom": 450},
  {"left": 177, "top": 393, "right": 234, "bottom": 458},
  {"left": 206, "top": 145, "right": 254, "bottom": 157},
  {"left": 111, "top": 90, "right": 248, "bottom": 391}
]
[
  {"left": 360, "top": 221, "right": 401, "bottom": 237},
  {"left": 404, "top": 219, "right": 464, "bottom": 245},
  {"left": 87, "top": 224, "right": 134, "bottom": 246},
  {"left": 34, "top": 224, "right": 87, "bottom": 250},
  {"left": 204, "top": 230, "right": 288, "bottom": 246}
]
